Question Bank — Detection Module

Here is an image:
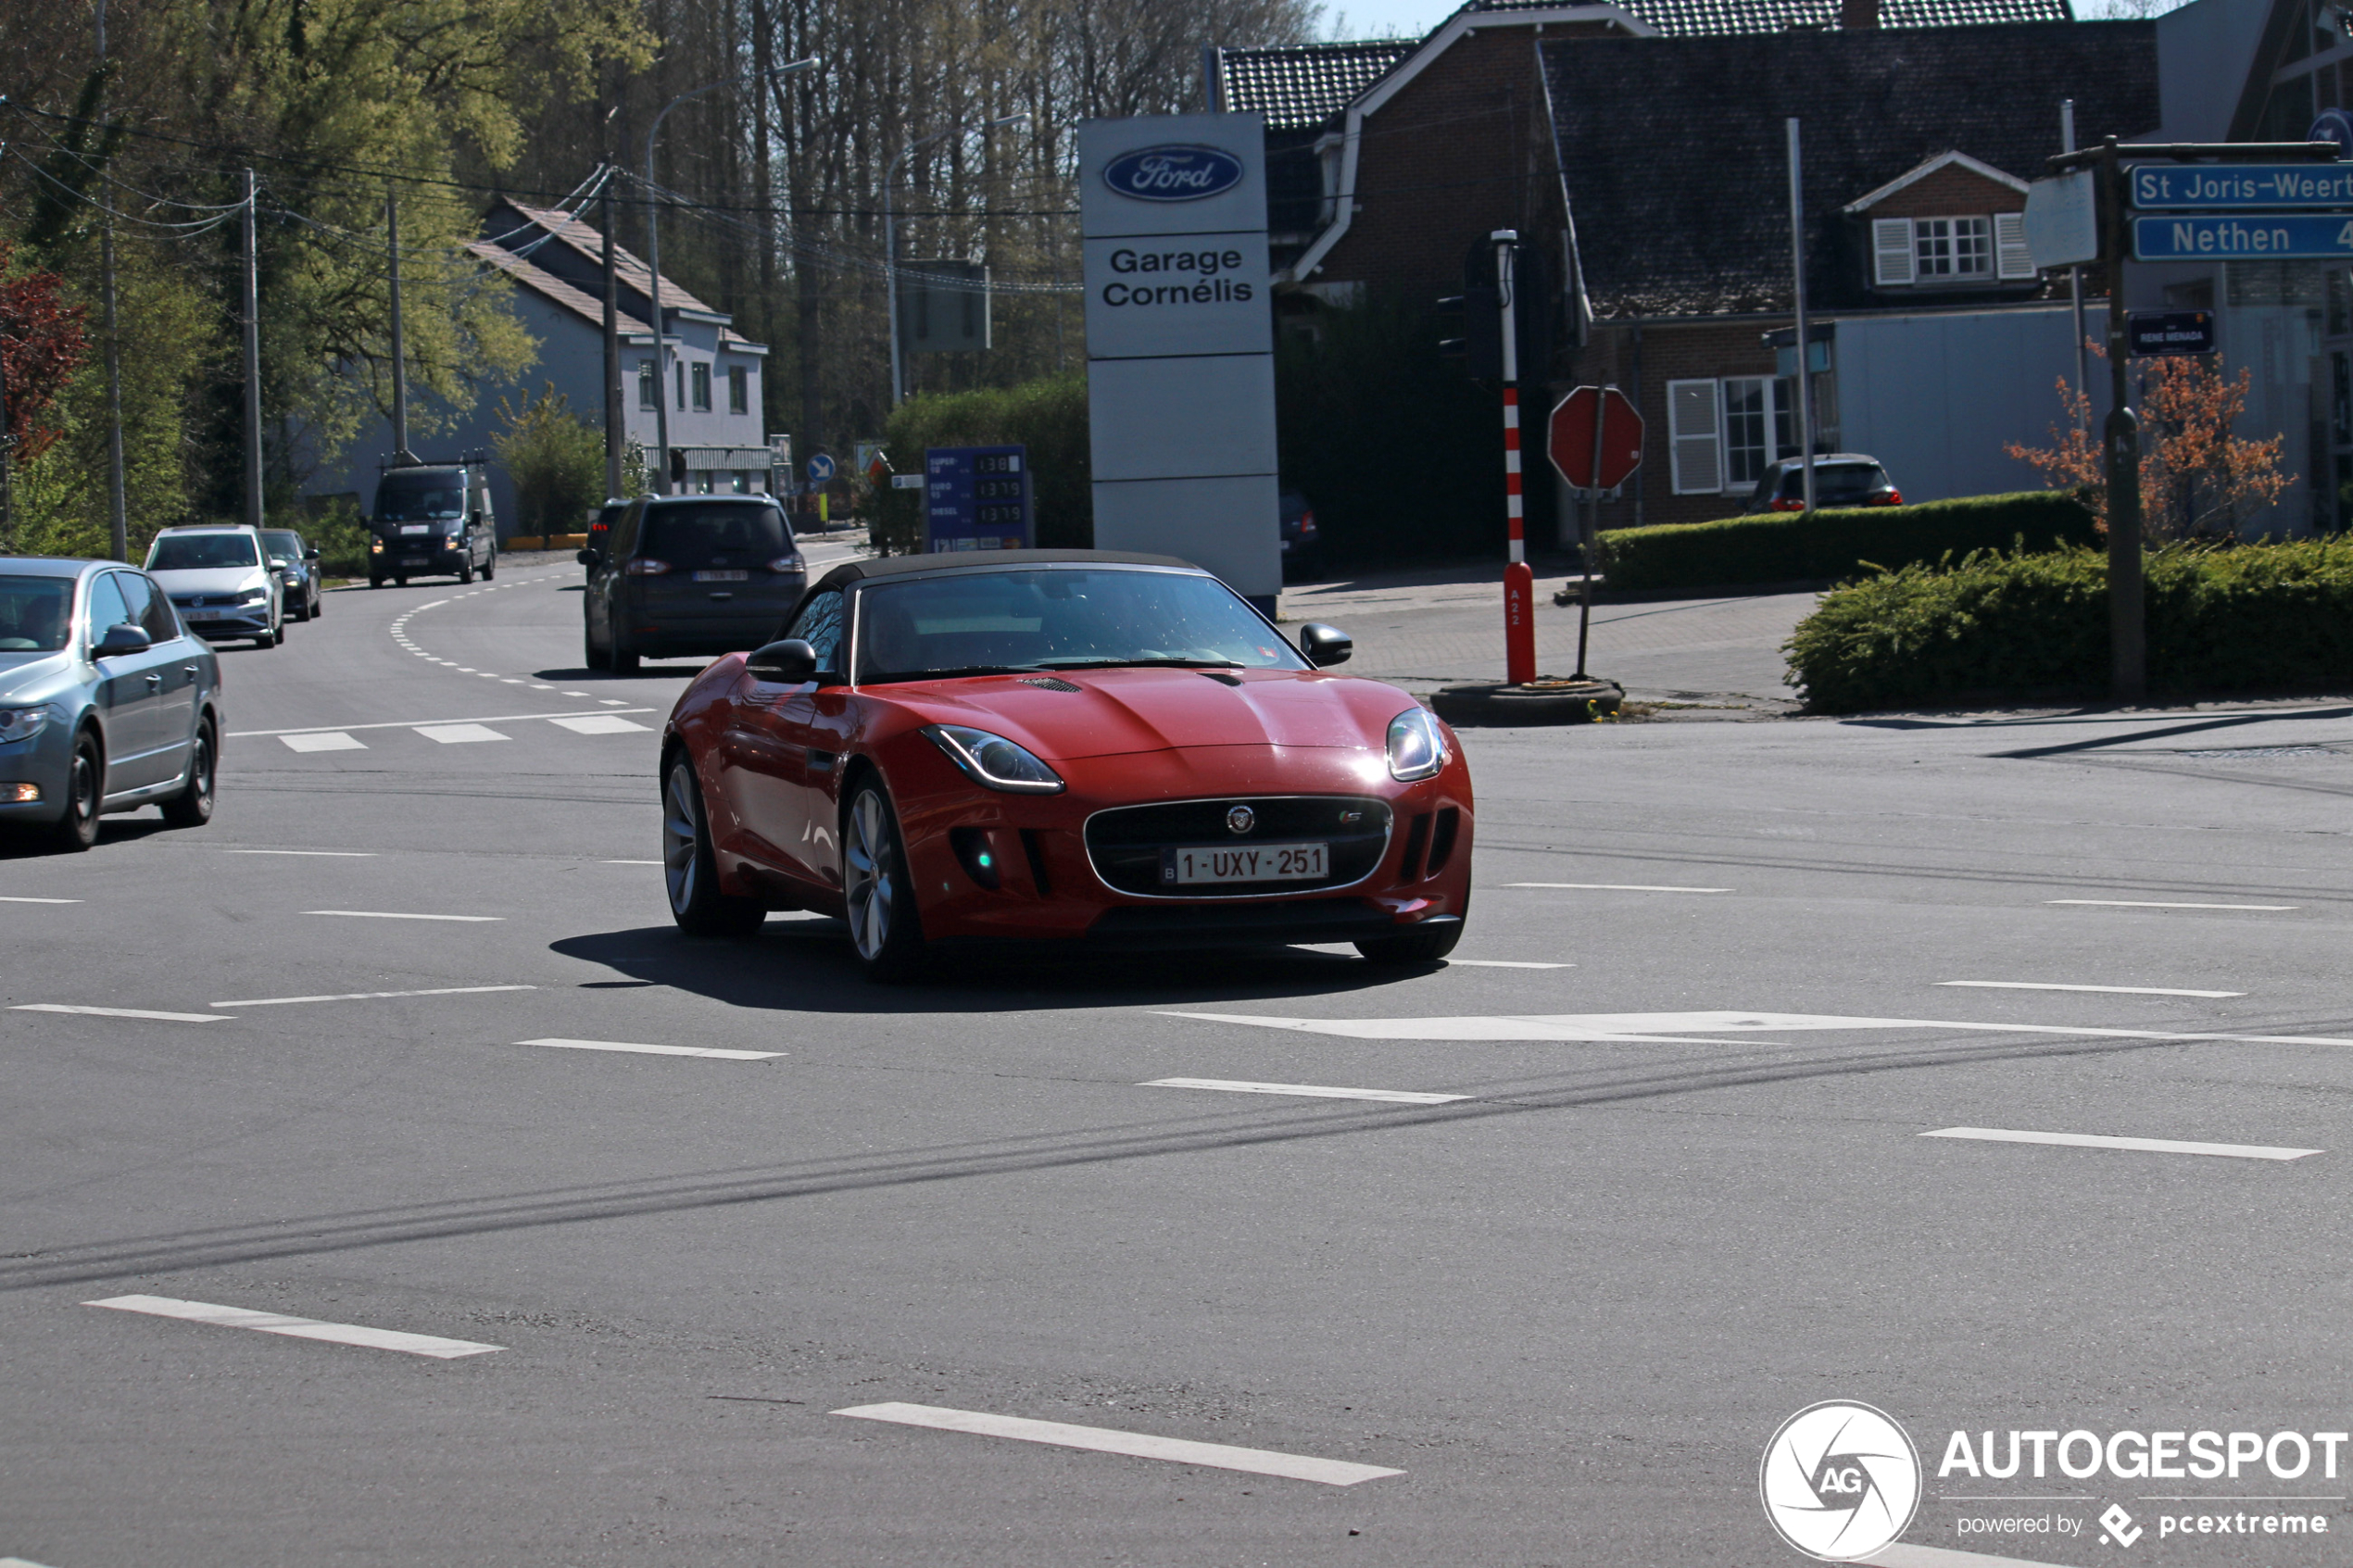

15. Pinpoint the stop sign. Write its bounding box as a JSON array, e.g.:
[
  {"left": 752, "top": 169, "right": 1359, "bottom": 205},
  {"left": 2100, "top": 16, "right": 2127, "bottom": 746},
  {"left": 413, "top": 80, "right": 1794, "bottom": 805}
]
[{"left": 1548, "top": 385, "right": 1644, "bottom": 491}]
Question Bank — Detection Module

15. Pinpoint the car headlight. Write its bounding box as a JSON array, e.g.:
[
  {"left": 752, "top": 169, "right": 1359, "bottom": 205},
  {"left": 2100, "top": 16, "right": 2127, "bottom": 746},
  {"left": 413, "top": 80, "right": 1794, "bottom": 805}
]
[
  {"left": 1386, "top": 707, "right": 1449, "bottom": 782},
  {"left": 922, "top": 724, "right": 1065, "bottom": 795},
  {"left": 240, "top": 587, "right": 268, "bottom": 605},
  {"left": 0, "top": 707, "right": 51, "bottom": 745},
  {"left": 370, "top": 540, "right": 384, "bottom": 553}
]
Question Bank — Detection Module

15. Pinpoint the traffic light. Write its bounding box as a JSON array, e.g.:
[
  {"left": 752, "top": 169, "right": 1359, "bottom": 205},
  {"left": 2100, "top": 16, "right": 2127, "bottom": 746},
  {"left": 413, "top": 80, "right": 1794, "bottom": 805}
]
[{"left": 1438, "top": 237, "right": 1552, "bottom": 384}]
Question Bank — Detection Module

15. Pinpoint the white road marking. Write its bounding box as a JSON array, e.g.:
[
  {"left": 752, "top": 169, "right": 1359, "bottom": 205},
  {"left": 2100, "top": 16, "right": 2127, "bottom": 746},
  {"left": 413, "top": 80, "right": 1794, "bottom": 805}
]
[
  {"left": 550, "top": 714, "right": 652, "bottom": 735},
  {"left": 606, "top": 859, "right": 661, "bottom": 865},
  {"left": 13, "top": 1003, "right": 227, "bottom": 1022},
  {"left": 831, "top": 1402, "right": 1402, "bottom": 1486},
  {"left": 518, "top": 1037, "right": 783, "bottom": 1060},
  {"left": 1, "top": 1556, "right": 63, "bottom": 1567},
  {"left": 280, "top": 731, "right": 366, "bottom": 753},
  {"left": 232, "top": 708, "right": 655, "bottom": 739},
  {"left": 1863, "top": 1544, "right": 2072, "bottom": 1568},
  {"left": 227, "top": 848, "right": 376, "bottom": 858},
  {"left": 1160, "top": 1008, "right": 2353, "bottom": 1052},
  {"left": 1507, "top": 882, "right": 1730, "bottom": 894},
  {"left": 213, "top": 985, "right": 536, "bottom": 1009},
  {"left": 0, "top": 896, "right": 80, "bottom": 904},
  {"left": 85, "top": 1295, "right": 502, "bottom": 1359},
  {"left": 1144, "top": 1077, "right": 1469, "bottom": 1105},
  {"left": 1938, "top": 980, "right": 2245, "bottom": 998},
  {"left": 414, "top": 723, "right": 508, "bottom": 744},
  {"left": 598, "top": 698, "right": 628, "bottom": 706},
  {"left": 561, "top": 690, "right": 590, "bottom": 696},
  {"left": 1921, "top": 1126, "right": 2320, "bottom": 1161},
  {"left": 305, "top": 909, "right": 503, "bottom": 922},
  {"left": 2047, "top": 898, "right": 2296, "bottom": 910},
  {"left": 531, "top": 684, "right": 556, "bottom": 690},
  {"left": 1447, "top": 959, "right": 1572, "bottom": 969}
]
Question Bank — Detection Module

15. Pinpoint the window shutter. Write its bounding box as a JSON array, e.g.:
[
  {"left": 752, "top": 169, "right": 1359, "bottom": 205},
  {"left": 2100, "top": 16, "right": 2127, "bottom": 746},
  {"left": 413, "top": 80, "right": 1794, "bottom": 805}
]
[
  {"left": 1667, "top": 379, "right": 1722, "bottom": 495},
  {"left": 1994, "top": 211, "right": 2036, "bottom": 279},
  {"left": 1872, "top": 218, "right": 1915, "bottom": 287}
]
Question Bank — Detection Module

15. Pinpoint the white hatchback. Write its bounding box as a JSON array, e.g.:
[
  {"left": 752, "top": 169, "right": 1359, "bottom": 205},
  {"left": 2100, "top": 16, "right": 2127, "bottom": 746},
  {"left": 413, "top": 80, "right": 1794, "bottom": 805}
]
[{"left": 145, "top": 526, "right": 283, "bottom": 649}]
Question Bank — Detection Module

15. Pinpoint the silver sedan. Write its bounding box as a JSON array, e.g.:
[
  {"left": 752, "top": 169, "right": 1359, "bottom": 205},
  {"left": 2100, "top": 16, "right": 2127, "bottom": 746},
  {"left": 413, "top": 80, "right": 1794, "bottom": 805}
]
[{"left": 0, "top": 558, "right": 224, "bottom": 851}]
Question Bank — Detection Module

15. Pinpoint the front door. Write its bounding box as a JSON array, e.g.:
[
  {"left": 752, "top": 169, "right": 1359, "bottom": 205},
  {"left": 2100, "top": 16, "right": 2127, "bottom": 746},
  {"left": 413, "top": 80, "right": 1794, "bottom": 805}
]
[
  {"left": 84, "top": 572, "right": 167, "bottom": 793},
  {"left": 118, "top": 572, "right": 197, "bottom": 784}
]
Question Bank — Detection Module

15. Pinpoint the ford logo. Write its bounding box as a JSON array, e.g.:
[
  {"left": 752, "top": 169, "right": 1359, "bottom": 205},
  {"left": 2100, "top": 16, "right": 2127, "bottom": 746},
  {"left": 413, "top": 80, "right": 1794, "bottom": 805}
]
[{"left": 1103, "top": 144, "right": 1245, "bottom": 203}]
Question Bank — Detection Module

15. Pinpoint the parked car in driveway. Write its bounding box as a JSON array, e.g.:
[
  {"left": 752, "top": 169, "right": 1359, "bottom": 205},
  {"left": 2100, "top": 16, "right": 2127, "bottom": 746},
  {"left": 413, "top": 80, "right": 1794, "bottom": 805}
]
[
  {"left": 0, "top": 558, "right": 222, "bottom": 850},
  {"left": 145, "top": 525, "right": 283, "bottom": 649},
  {"left": 1279, "top": 489, "right": 1324, "bottom": 580},
  {"left": 1743, "top": 454, "right": 1902, "bottom": 513},
  {"left": 658, "top": 548, "right": 1472, "bottom": 980},
  {"left": 260, "top": 529, "right": 322, "bottom": 621},
  {"left": 581, "top": 495, "right": 807, "bottom": 674}
]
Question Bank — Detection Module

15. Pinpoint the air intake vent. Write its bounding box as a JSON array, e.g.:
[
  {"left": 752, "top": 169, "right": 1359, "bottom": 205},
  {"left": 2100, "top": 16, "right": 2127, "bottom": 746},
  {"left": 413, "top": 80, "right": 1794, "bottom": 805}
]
[{"left": 1018, "top": 676, "right": 1082, "bottom": 692}]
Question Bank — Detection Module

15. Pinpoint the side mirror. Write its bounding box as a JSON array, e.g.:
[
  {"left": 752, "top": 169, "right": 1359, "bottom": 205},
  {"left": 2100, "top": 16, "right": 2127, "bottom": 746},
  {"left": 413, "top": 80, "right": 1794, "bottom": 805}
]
[
  {"left": 576, "top": 549, "right": 600, "bottom": 568},
  {"left": 1298, "top": 623, "right": 1353, "bottom": 667},
  {"left": 304, "top": 548, "right": 320, "bottom": 561},
  {"left": 96, "top": 623, "right": 152, "bottom": 658},
  {"left": 745, "top": 638, "right": 818, "bottom": 683},
  {"left": 469, "top": 509, "right": 484, "bottom": 527}
]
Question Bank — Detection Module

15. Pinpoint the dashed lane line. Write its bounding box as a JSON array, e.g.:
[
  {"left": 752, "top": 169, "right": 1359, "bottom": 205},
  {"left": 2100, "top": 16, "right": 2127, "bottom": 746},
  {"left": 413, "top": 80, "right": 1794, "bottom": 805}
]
[
  {"left": 226, "top": 848, "right": 377, "bottom": 857},
  {"left": 1448, "top": 959, "right": 1572, "bottom": 969},
  {"left": 85, "top": 1295, "right": 502, "bottom": 1359},
  {"left": 233, "top": 708, "right": 655, "bottom": 739},
  {"left": 831, "top": 1402, "right": 1403, "bottom": 1486},
  {"left": 1921, "top": 1126, "right": 2321, "bottom": 1161},
  {"left": 1507, "top": 882, "right": 1730, "bottom": 894},
  {"left": 2047, "top": 899, "right": 2296, "bottom": 911},
  {"left": 517, "top": 1036, "right": 783, "bottom": 1061},
  {"left": 1144, "top": 1077, "right": 1468, "bottom": 1106},
  {"left": 13, "top": 1003, "right": 227, "bottom": 1022},
  {"left": 213, "top": 985, "right": 537, "bottom": 1009},
  {"left": 1938, "top": 980, "right": 2245, "bottom": 998},
  {"left": 0, "top": 896, "right": 81, "bottom": 904},
  {"left": 306, "top": 909, "right": 502, "bottom": 922}
]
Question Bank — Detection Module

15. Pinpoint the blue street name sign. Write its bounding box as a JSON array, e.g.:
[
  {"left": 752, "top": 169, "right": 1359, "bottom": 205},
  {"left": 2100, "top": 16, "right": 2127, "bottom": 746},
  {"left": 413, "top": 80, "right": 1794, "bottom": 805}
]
[
  {"left": 924, "top": 445, "right": 1033, "bottom": 554},
  {"left": 2130, "top": 164, "right": 2353, "bottom": 210},
  {"left": 2132, "top": 213, "right": 2353, "bottom": 261}
]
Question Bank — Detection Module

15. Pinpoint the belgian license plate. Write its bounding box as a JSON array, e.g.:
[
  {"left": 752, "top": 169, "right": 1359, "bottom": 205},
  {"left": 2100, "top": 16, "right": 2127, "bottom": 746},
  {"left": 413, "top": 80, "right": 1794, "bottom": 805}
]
[
  {"left": 694, "top": 570, "right": 749, "bottom": 582},
  {"left": 401, "top": 556, "right": 429, "bottom": 567},
  {"left": 399, "top": 524, "right": 428, "bottom": 534},
  {"left": 1163, "top": 841, "right": 1327, "bottom": 886}
]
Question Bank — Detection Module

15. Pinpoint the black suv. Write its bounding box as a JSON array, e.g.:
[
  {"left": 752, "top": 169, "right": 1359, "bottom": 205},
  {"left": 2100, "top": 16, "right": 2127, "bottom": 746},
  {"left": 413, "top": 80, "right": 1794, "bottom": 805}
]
[
  {"left": 581, "top": 495, "right": 808, "bottom": 673},
  {"left": 369, "top": 462, "right": 497, "bottom": 585}
]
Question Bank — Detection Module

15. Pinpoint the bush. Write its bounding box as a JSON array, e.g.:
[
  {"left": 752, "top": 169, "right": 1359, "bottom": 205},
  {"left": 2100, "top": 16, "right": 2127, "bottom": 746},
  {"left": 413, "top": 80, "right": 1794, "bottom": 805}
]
[
  {"left": 878, "top": 373, "right": 1090, "bottom": 552},
  {"left": 1597, "top": 490, "right": 2099, "bottom": 594},
  {"left": 301, "top": 493, "right": 372, "bottom": 577},
  {"left": 492, "top": 384, "right": 604, "bottom": 541},
  {"left": 1785, "top": 537, "right": 2353, "bottom": 713}
]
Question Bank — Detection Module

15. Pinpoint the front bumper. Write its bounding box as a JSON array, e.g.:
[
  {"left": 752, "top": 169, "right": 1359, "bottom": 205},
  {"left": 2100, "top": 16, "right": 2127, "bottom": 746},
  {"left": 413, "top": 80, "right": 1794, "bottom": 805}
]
[
  {"left": 174, "top": 601, "right": 272, "bottom": 636},
  {"left": 0, "top": 717, "right": 77, "bottom": 823}
]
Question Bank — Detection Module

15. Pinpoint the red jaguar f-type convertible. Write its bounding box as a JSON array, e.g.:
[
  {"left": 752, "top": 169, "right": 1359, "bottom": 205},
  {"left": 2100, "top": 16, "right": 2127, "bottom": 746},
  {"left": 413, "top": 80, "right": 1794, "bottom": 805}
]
[{"left": 659, "top": 549, "right": 1473, "bottom": 980}]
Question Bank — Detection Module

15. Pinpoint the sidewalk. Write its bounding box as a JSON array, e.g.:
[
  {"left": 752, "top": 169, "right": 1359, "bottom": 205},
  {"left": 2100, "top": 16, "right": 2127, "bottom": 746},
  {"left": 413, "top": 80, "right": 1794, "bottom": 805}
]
[{"left": 1277, "top": 563, "right": 1816, "bottom": 709}]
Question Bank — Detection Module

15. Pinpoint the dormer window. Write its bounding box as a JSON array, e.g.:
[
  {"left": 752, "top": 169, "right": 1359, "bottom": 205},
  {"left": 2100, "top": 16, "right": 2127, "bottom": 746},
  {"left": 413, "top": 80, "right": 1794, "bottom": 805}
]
[
  {"left": 1871, "top": 213, "right": 2033, "bottom": 286},
  {"left": 1915, "top": 217, "right": 1991, "bottom": 278}
]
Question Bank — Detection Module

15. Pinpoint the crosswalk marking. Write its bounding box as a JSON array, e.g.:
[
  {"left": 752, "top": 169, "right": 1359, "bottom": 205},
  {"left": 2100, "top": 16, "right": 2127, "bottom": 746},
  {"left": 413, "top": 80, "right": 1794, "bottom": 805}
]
[
  {"left": 281, "top": 731, "right": 366, "bottom": 753},
  {"left": 551, "top": 714, "right": 652, "bottom": 735},
  {"left": 414, "top": 723, "right": 508, "bottom": 744}
]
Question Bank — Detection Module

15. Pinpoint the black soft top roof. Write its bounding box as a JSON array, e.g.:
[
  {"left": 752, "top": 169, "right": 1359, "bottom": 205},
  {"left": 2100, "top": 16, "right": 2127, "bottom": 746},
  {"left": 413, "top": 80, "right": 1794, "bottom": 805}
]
[{"left": 812, "top": 548, "right": 1199, "bottom": 594}]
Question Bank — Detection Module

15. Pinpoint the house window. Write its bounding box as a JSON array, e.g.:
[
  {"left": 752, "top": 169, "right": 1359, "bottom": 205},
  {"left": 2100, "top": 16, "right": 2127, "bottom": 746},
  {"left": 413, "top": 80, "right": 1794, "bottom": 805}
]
[
  {"left": 1667, "top": 376, "right": 1810, "bottom": 495},
  {"left": 675, "top": 361, "right": 686, "bottom": 410},
  {"left": 1722, "top": 377, "right": 1772, "bottom": 487},
  {"left": 728, "top": 364, "right": 749, "bottom": 415},
  {"left": 1917, "top": 217, "right": 1992, "bottom": 280},
  {"left": 1873, "top": 215, "right": 2036, "bottom": 287},
  {"left": 692, "top": 363, "right": 712, "bottom": 412},
  {"left": 637, "top": 360, "right": 656, "bottom": 410}
]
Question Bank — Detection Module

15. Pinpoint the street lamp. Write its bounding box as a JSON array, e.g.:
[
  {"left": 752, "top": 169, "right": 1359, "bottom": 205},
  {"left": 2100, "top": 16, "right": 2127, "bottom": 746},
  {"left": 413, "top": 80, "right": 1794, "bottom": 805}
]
[
  {"left": 646, "top": 56, "right": 818, "bottom": 494},
  {"left": 887, "top": 112, "right": 1029, "bottom": 408}
]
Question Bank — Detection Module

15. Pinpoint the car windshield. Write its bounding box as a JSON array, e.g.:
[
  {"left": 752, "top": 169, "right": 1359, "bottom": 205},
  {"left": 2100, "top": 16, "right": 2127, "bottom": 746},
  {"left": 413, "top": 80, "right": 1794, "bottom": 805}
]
[
  {"left": 378, "top": 480, "right": 467, "bottom": 521},
  {"left": 261, "top": 530, "right": 304, "bottom": 564},
  {"left": 1781, "top": 462, "right": 1888, "bottom": 501},
  {"left": 0, "top": 577, "right": 72, "bottom": 653},
  {"left": 855, "top": 567, "right": 1304, "bottom": 683},
  {"left": 639, "top": 502, "right": 793, "bottom": 570},
  {"left": 147, "top": 534, "right": 258, "bottom": 571}
]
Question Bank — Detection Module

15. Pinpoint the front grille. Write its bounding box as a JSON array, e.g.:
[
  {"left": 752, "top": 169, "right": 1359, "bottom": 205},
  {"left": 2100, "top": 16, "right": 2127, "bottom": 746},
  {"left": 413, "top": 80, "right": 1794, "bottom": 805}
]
[{"left": 1084, "top": 796, "right": 1392, "bottom": 898}]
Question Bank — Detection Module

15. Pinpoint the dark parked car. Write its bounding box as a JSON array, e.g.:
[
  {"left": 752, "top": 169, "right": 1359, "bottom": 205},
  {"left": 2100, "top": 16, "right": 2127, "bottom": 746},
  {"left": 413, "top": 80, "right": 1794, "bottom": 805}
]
[
  {"left": 369, "top": 461, "right": 497, "bottom": 586},
  {"left": 0, "top": 558, "right": 222, "bottom": 850},
  {"left": 581, "top": 495, "right": 808, "bottom": 673},
  {"left": 1279, "top": 489, "right": 1323, "bottom": 580},
  {"left": 1743, "top": 455, "right": 1902, "bottom": 514},
  {"left": 261, "top": 528, "right": 322, "bottom": 621}
]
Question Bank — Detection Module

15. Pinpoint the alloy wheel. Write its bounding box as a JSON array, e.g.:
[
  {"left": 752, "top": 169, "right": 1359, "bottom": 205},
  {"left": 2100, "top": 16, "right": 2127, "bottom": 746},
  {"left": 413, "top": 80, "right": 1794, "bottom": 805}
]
[
  {"left": 844, "top": 789, "right": 895, "bottom": 961},
  {"left": 662, "top": 764, "right": 699, "bottom": 913}
]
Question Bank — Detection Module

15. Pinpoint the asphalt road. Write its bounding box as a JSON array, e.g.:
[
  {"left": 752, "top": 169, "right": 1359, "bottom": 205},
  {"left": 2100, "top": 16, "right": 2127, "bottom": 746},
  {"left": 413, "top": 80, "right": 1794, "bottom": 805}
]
[{"left": 10, "top": 553, "right": 2353, "bottom": 1567}]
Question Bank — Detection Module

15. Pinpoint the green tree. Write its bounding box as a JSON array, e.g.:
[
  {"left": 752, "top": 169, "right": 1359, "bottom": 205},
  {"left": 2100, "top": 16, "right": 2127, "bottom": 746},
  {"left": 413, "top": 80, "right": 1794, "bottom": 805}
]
[{"left": 494, "top": 384, "right": 604, "bottom": 539}]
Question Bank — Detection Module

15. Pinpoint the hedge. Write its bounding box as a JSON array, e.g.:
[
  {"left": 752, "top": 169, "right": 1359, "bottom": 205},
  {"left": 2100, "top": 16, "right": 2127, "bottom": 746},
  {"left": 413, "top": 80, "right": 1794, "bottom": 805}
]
[
  {"left": 875, "top": 373, "right": 1091, "bottom": 553},
  {"left": 1595, "top": 490, "right": 2098, "bottom": 593},
  {"left": 1785, "top": 538, "right": 2353, "bottom": 713}
]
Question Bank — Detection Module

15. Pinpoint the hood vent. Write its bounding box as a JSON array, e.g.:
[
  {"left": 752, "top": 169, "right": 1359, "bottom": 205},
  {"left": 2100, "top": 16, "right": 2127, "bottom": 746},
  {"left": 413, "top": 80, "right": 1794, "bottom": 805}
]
[
  {"left": 1196, "top": 670, "right": 1243, "bottom": 687},
  {"left": 1017, "top": 675, "right": 1082, "bottom": 692}
]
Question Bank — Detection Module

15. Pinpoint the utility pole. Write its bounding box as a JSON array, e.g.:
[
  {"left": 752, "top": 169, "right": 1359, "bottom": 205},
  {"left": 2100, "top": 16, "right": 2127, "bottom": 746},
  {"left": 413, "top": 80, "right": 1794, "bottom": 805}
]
[
  {"left": 242, "top": 169, "right": 264, "bottom": 531},
  {"left": 96, "top": 0, "right": 126, "bottom": 561},
  {"left": 601, "top": 174, "right": 623, "bottom": 497},
  {"left": 2062, "top": 99, "right": 2088, "bottom": 433},
  {"left": 1787, "top": 118, "right": 1816, "bottom": 513},
  {"left": 386, "top": 182, "right": 413, "bottom": 463},
  {"left": 2099, "top": 136, "right": 2143, "bottom": 702}
]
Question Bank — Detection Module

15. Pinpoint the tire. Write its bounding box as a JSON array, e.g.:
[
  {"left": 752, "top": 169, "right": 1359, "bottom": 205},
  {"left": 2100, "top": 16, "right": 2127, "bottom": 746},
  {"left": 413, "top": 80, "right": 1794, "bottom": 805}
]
[
  {"left": 584, "top": 623, "right": 610, "bottom": 671},
  {"left": 369, "top": 575, "right": 384, "bottom": 589},
  {"left": 661, "top": 756, "right": 764, "bottom": 937},
  {"left": 161, "top": 720, "right": 216, "bottom": 828},
  {"left": 1355, "top": 918, "right": 1465, "bottom": 967},
  {"left": 482, "top": 550, "right": 497, "bottom": 581},
  {"left": 458, "top": 557, "right": 474, "bottom": 585},
  {"left": 311, "top": 590, "right": 322, "bottom": 620},
  {"left": 396, "top": 575, "right": 409, "bottom": 588},
  {"left": 842, "top": 778, "right": 926, "bottom": 983},
  {"left": 271, "top": 613, "right": 285, "bottom": 646},
  {"left": 50, "top": 729, "right": 101, "bottom": 852}
]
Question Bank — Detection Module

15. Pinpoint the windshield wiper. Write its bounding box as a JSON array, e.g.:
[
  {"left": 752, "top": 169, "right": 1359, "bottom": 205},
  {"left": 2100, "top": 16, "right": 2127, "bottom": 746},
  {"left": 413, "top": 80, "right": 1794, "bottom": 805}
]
[
  {"left": 874, "top": 663, "right": 1041, "bottom": 681},
  {"left": 1036, "top": 657, "right": 1245, "bottom": 670}
]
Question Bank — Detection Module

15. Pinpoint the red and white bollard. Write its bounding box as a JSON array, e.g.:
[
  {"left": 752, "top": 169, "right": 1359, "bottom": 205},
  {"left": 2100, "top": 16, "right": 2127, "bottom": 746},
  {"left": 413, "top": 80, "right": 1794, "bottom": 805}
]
[{"left": 1494, "top": 231, "right": 1537, "bottom": 686}]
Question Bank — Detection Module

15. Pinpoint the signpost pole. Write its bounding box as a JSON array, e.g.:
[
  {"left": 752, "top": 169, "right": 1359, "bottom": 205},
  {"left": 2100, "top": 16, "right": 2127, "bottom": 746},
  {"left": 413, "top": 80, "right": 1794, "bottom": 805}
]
[
  {"left": 1495, "top": 230, "right": 1536, "bottom": 686},
  {"left": 1577, "top": 388, "right": 1607, "bottom": 680},
  {"left": 2101, "top": 136, "right": 2144, "bottom": 703},
  {"left": 2062, "top": 100, "right": 2088, "bottom": 434},
  {"left": 1787, "top": 119, "right": 1815, "bottom": 513}
]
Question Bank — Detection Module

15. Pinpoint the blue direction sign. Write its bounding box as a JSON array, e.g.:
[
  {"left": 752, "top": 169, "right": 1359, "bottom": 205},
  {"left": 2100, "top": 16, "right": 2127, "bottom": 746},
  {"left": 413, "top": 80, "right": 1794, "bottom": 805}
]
[
  {"left": 805, "top": 453, "right": 837, "bottom": 484},
  {"left": 923, "top": 445, "right": 1032, "bottom": 553},
  {"left": 2133, "top": 213, "right": 2353, "bottom": 261},
  {"left": 2130, "top": 164, "right": 2353, "bottom": 210}
]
